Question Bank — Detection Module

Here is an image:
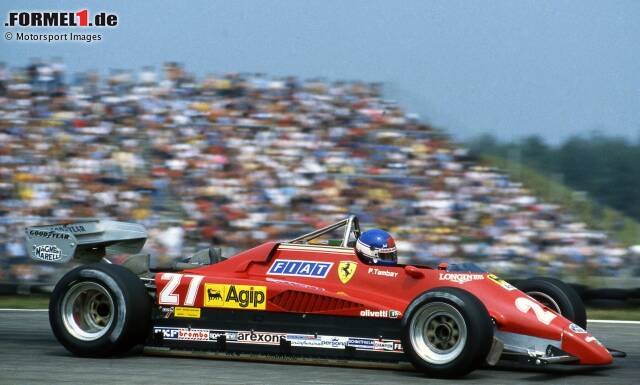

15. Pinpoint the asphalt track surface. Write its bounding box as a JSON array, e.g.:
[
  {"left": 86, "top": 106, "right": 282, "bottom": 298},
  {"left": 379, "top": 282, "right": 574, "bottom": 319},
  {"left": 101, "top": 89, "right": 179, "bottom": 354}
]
[{"left": 0, "top": 311, "right": 637, "bottom": 385}]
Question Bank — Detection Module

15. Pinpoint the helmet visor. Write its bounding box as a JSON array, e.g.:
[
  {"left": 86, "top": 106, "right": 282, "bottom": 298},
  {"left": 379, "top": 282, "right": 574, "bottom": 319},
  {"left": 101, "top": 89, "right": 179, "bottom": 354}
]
[{"left": 376, "top": 247, "right": 397, "bottom": 262}]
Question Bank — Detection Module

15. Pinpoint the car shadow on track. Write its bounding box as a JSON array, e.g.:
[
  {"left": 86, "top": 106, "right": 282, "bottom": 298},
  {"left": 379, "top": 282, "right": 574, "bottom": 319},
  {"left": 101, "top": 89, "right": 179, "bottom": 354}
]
[
  {"left": 483, "top": 361, "right": 616, "bottom": 381},
  {"left": 45, "top": 344, "right": 145, "bottom": 359},
  {"left": 381, "top": 360, "right": 615, "bottom": 381},
  {"left": 388, "top": 369, "right": 495, "bottom": 382}
]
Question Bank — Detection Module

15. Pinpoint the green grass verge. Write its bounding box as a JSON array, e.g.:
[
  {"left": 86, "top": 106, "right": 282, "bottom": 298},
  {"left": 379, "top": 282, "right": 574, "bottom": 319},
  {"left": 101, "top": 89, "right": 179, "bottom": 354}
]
[
  {"left": 0, "top": 295, "right": 49, "bottom": 309},
  {"left": 1, "top": 295, "right": 639, "bottom": 320},
  {"left": 586, "top": 307, "right": 640, "bottom": 321}
]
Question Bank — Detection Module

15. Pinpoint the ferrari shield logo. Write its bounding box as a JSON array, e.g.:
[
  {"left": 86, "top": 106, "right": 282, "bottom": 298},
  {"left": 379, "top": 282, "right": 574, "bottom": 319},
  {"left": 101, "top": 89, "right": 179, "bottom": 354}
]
[{"left": 338, "top": 261, "right": 357, "bottom": 284}]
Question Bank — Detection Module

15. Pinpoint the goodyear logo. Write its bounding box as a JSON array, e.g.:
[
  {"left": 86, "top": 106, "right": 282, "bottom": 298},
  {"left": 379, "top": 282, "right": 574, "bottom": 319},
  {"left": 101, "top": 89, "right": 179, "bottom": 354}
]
[
  {"left": 204, "top": 284, "right": 266, "bottom": 310},
  {"left": 267, "top": 259, "right": 333, "bottom": 278}
]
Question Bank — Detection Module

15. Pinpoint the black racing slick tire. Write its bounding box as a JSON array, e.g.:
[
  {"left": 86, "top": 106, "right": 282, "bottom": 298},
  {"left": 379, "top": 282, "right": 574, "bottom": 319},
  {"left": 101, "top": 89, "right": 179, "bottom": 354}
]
[
  {"left": 401, "top": 287, "right": 493, "bottom": 378},
  {"left": 49, "top": 263, "right": 151, "bottom": 356},
  {"left": 516, "top": 277, "right": 587, "bottom": 329}
]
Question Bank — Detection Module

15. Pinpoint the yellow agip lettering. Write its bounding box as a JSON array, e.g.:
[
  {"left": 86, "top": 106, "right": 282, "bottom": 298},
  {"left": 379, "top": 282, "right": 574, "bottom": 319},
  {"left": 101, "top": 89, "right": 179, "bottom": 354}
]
[{"left": 204, "top": 283, "right": 266, "bottom": 310}]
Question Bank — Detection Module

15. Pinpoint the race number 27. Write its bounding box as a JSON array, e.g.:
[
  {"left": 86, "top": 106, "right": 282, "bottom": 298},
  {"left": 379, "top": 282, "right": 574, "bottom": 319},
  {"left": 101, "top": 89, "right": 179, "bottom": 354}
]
[{"left": 158, "top": 273, "right": 203, "bottom": 306}]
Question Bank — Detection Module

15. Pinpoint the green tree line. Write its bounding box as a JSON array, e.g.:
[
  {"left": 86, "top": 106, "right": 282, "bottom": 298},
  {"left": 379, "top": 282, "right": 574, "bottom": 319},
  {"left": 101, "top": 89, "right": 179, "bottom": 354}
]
[{"left": 467, "top": 133, "right": 640, "bottom": 222}]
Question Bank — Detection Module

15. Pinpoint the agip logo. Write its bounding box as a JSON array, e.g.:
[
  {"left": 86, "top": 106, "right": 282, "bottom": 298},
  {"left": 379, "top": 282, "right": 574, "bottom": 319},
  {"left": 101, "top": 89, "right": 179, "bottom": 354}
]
[{"left": 204, "top": 284, "right": 266, "bottom": 310}]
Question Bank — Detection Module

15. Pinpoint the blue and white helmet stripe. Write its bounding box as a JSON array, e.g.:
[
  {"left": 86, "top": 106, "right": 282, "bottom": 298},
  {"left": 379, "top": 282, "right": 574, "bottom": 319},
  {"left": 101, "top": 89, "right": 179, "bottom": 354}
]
[{"left": 355, "top": 229, "right": 397, "bottom": 265}]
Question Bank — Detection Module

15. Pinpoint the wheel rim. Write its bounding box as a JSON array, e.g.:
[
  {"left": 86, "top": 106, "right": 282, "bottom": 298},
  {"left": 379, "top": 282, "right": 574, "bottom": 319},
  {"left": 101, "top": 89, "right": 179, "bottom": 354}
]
[
  {"left": 526, "top": 291, "right": 561, "bottom": 314},
  {"left": 409, "top": 302, "right": 467, "bottom": 364},
  {"left": 61, "top": 281, "right": 114, "bottom": 341}
]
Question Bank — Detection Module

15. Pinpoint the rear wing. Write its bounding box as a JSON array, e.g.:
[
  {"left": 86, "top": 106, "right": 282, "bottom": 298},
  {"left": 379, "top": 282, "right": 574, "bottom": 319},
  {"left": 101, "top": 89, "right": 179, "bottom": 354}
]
[{"left": 25, "top": 220, "right": 147, "bottom": 264}]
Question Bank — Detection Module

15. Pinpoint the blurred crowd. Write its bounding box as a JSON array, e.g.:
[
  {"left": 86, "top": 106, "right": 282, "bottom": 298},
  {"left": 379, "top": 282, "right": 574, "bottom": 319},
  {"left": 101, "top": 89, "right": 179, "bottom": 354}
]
[{"left": 0, "top": 59, "right": 637, "bottom": 286}]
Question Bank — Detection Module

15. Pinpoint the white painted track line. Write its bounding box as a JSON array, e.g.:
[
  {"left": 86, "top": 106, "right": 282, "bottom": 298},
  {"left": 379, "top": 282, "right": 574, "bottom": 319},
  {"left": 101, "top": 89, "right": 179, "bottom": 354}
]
[{"left": 0, "top": 308, "right": 47, "bottom": 311}]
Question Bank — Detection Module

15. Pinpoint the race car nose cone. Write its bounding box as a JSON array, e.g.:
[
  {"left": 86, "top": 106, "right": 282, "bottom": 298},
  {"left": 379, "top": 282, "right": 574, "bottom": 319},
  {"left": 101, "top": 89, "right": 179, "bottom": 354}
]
[{"left": 561, "top": 324, "right": 613, "bottom": 365}]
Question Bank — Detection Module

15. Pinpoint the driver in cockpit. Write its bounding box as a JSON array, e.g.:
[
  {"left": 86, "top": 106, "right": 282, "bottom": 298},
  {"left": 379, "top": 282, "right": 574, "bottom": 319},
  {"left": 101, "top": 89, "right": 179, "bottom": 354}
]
[{"left": 354, "top": 229, "right": 397, "bottom": 265}]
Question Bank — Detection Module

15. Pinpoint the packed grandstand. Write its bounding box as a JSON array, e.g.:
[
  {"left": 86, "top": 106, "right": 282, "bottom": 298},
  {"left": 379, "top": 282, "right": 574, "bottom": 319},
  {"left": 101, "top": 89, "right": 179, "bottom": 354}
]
[{"left": 0, "top": 60, "right": 636, "bottom": 286}]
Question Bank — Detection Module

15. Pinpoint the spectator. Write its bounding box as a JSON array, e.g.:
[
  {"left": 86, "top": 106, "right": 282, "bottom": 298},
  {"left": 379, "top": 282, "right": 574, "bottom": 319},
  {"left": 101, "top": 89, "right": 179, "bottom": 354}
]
[{"left": 0, "top": 59, "right": 636, "bottom": 286}]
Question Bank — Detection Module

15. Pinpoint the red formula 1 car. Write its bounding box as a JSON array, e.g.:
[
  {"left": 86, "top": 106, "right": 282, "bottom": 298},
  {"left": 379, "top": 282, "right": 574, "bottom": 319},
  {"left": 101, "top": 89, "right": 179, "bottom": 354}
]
[{"left": 26, "top": 216, "right": 624, "bottom": 377}]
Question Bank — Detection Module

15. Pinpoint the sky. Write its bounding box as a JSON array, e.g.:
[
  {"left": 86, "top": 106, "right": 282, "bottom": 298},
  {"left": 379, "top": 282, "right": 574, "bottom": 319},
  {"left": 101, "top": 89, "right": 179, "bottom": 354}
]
[{"left": 1, "top": 0, "right": 638, "bottom": 144}]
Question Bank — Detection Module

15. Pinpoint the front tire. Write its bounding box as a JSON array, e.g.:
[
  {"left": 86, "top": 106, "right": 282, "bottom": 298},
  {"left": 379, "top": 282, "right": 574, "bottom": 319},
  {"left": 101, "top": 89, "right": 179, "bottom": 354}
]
[
  {"left": 49, "top": 263, "right": 151, "bottom": 356},
  {"left": 402, "top": 287, "right": 493, "bottom": 378}
]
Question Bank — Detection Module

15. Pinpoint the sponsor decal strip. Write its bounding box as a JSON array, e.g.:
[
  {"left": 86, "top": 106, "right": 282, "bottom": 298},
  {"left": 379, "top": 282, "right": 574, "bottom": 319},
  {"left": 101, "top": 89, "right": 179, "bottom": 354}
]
[
  {"left": 438, "top": 272, "right": 484, "bottom": 284},
  {"left": 28, "top": 230, "right": 71, "bottom": 239},
  {"left": 268, "top": 260, "right": 333, "bottom": 278},
  {"left": 360, "top": 309, "right": 401, "bottom": 319},
  {"left": 367, "top": 267, "right": 398, "bottom": 278},
  {"left": 153, "top": 327, "right": 403, "bottom": 353},
  {"left": 569, "top": 323, "right": 587, "bottom": 333},
  {"left": 487, "top": 274, "right": 516, "bottom": 290},
  {"left": 203, "top": 284, "right": 266, "bottom": 310},
  {"left": 32, "top": 244, "right": 62, "bottom": 261},
  {"left": 154, "top": 327, "right": 222, "bottom": 342},
  {"left": 174, "top": 307, "right": 201, "bottom": 318}
]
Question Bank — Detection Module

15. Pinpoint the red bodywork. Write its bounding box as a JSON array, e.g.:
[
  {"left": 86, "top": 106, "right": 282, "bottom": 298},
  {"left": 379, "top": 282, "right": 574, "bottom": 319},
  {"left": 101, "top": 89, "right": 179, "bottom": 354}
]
[{"left": 155, "top": 241, "right": 612, "bottom": 365}]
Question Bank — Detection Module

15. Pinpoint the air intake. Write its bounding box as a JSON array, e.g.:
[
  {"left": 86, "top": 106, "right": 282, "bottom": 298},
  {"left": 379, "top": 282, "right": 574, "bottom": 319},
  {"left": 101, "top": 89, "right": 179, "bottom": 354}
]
[{"left": 270, "top": 290, "right": 363, "bottom": 313}]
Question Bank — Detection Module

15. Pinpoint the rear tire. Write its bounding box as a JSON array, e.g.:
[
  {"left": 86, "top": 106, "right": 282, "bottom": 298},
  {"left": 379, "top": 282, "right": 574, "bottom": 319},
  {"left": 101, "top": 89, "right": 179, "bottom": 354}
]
[
  {"left": 516, "top": 277, "right": 587, "bottom": 329},
  {"left": 401, "top": 287, "right": 493, "bottom": 378},
  {"left": 49, "top": 263, "right": 151, "bottom": 356}
]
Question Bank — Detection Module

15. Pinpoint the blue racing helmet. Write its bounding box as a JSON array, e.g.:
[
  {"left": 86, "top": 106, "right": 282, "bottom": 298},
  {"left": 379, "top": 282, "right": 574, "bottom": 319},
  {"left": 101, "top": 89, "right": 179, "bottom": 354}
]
[{"left": 355, "top": 229, "right": 397, "bottom": 265}]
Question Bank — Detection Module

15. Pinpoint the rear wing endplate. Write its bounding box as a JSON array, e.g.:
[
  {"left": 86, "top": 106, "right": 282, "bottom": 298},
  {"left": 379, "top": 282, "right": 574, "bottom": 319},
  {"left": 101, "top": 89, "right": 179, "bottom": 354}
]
[{"left": 25, "top": 220, "right": 147, "bottom": 264}]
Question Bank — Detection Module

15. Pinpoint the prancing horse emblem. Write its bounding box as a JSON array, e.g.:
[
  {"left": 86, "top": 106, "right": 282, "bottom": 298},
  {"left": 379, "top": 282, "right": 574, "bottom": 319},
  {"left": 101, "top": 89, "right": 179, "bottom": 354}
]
[{"left": 338, "top": 261, "right": 357, "bottom": 284}]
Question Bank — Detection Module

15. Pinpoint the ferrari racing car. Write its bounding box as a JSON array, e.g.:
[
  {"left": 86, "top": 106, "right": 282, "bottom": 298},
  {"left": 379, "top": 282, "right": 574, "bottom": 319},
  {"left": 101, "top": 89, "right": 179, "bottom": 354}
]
[{"left": 25, "top": 215, "right": 624, "bottom": 377}]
